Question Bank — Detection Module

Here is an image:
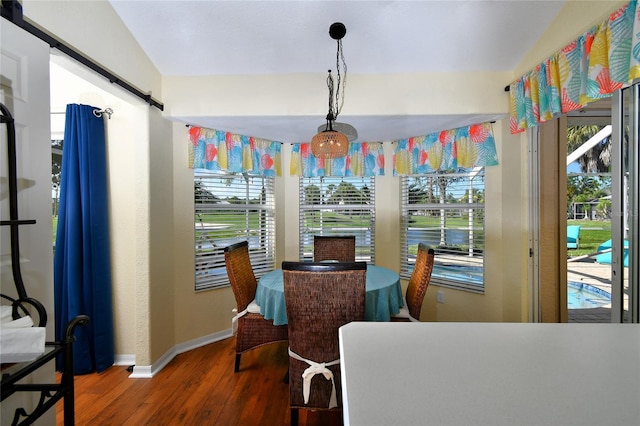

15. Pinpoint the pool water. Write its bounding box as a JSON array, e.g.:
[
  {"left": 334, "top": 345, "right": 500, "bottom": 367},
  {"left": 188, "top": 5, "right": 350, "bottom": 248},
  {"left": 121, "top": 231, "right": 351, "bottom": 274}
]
[{"left": 568, "top": 282, "right": 611, "bottom": 309}]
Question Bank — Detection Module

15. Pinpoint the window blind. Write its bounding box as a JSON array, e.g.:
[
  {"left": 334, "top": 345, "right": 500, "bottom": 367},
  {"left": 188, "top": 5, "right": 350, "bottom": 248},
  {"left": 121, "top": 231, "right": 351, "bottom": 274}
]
[
  {"left": 401, "top": 170, "right": 485, "bottom": 292},
  {"left": 195, "top": 171, "right": 275, "bottom": 291},
  {"left": 299, "top": 176, "right": 375, "bottom": 262}
]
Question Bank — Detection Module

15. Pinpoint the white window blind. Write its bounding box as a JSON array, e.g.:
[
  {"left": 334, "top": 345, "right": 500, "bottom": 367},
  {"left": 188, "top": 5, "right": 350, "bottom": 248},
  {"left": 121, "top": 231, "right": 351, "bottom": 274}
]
[
  {"left": 401, "top": 169, "right": 485, "bottom": 292},
  {"left": 299, "top": 177, "right": 375, "bottom": 262},
  {"left": 194, "top": 171, "right": 276, "bottom": 291}
]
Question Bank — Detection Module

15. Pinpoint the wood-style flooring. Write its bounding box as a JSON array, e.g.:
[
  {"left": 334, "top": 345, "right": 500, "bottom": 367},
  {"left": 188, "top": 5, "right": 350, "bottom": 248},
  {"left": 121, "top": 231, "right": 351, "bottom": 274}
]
[{"left": 55, "top": 338, "right": 342, "bottom": 425}]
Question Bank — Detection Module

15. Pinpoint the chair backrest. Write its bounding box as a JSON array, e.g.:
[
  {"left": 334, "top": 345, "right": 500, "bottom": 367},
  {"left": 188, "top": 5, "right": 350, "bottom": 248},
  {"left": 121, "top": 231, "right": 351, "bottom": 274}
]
[
  {"left": 282, "top": 261, "right": 367, "bottom": 408},
  {"left": 406, "top": 243, "right": 435, "bottom": 320},
  {"left": 567, "top": 225, "right": 581, "bottom": 248},
  {"left": 313, "top": 235, "right": 356, "bottom": 262},
  {"left": 224, "top": 241, "right": 257, "bottom": 311}
]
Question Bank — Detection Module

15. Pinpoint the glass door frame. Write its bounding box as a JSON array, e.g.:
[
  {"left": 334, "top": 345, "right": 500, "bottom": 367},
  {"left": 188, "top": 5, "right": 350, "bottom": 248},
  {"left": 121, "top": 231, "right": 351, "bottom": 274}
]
[{"left": 614, "top": 84, "right": 639, "bottom": 323}]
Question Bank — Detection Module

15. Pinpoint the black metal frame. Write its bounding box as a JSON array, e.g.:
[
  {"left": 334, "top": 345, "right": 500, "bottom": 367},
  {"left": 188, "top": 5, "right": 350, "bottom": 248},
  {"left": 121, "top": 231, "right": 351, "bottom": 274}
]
[
  {"left": 0, "top": 103, "right": 47, "bottom": 326},
  {"left": 0, "top": 0, "right": 163, "bottom": 111},
  {"left": 1, "top": 316, "right": 89, "bottom": 426}
]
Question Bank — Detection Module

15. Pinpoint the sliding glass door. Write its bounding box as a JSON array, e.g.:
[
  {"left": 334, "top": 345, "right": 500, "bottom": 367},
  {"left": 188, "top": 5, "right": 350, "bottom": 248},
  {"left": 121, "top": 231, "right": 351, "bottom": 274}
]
[{"left": 532, "top": 84, "right": 639, "bottom": 324}]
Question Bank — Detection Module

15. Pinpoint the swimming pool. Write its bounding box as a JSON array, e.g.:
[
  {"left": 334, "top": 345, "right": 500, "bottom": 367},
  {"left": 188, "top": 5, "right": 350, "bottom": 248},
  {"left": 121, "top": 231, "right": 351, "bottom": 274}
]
[{"left": 568, "top": 282, "right": 611, "bottom": 309}]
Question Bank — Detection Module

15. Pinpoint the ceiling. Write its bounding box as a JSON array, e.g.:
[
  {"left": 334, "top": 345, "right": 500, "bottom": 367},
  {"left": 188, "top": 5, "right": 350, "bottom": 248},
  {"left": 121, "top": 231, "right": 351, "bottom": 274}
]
[{"left": 109, "top": 0, "right": 568, "bottom": 142}]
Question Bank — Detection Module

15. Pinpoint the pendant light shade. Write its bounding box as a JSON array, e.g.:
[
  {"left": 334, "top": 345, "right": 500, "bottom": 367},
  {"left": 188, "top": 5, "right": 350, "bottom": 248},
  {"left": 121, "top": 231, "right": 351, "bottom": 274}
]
[
  {"left": 310, "top": 129, "right": 349, "bottom": 159},
  {"left": 311, "top": 22, "right": 350, "bottom": 159}
]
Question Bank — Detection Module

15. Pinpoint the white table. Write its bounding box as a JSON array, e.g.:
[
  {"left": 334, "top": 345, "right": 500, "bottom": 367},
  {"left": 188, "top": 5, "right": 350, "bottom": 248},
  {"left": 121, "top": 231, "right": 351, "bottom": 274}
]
[{"left": 339, "top": 322, "right": 640, "bottom": 426}]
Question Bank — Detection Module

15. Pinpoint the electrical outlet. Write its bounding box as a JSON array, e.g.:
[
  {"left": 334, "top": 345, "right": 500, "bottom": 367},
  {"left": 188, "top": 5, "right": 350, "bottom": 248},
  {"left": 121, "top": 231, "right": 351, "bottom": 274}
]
[{"left": 437, "top": 291, "right": 444, "bottom": 303}]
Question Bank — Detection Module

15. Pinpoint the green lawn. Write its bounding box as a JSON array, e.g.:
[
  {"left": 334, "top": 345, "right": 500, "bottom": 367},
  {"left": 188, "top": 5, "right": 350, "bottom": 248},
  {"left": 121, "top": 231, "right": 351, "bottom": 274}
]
[
  {"left": 408, "top": 215, "right": 483, "bottom": 228},
  {"left": 567, "top": 220, "right": 611, "bottom": 257},
  {"left": 56, "top": 213, "right": 609, "bottom": 256}
]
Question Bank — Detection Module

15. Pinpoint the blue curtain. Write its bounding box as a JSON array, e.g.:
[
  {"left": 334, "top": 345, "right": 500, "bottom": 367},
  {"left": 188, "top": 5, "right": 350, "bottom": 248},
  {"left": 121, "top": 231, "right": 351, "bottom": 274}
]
[{"left": 54, "top": 104, "right": 114, "bottom": 374}]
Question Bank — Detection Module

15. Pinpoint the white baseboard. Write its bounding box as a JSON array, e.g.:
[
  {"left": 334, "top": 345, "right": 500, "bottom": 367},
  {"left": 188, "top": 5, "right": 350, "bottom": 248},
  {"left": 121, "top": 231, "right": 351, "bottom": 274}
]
[
  {"left": 128, "top": 328, "right": 233, "bottom": 378},
  {"left": 114, "top": 354, "right": 135, "bottom": 366}
]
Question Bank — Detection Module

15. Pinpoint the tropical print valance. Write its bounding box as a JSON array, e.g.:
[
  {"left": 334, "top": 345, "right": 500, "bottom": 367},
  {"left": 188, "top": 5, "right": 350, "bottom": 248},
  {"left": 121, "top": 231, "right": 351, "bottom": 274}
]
[
  {"left": 188, "top": 126, "right": 281, "bottom": 176},
  {"left": 290, "top": 142, "right": 385, "bottom": 177},
  {"left": 393, "top": 122, "right": 498, "bottom": 175},
  {"left": 509, "top": 0, "right": 640, "bottom": 134}
]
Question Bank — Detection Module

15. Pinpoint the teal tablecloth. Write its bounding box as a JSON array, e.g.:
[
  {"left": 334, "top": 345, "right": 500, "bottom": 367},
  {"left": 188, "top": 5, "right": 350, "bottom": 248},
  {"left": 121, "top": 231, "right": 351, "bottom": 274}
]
[{"left": 256, "top": 265, "right": 403, "bottom": 326}]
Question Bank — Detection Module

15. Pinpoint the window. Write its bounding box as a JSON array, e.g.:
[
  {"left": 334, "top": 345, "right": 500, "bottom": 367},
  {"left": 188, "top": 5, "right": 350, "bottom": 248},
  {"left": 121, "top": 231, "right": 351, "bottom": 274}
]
[
  {"left": 52, "top": 139, "right": 63, "bottom": 248},
  {"left": 194, "top": 171, "right": 276, "bottom": 291},
  {"left": 299, "top": 176, "right": 375, "bottom": 262},
  {"left": 401, "top": 168, "right": 485, "bottom": 292}
]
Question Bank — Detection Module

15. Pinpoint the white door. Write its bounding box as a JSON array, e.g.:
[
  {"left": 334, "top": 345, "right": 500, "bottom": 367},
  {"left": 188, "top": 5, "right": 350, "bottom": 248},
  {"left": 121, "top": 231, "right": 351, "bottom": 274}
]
[{"left": 0, "top": 17, "right": 53, "bottom": 424}]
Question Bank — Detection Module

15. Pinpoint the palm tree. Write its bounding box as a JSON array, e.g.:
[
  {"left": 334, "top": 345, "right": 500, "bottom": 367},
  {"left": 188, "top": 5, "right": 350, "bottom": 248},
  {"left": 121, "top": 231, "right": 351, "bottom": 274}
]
[
  {"left": 567, "top": 125, "right": 611, "bottom": 173},
  {"left": 566, "top": 125, "right": 612, "bottom": 220}
]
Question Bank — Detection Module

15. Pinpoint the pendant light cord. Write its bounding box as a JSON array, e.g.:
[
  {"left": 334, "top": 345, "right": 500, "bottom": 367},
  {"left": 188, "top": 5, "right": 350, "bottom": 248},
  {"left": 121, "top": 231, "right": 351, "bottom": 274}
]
[
  {"left": 335, "top": 39, "right": 346, "bottom": 118},
  {"left": 325, "top": 38, "right": 347, "bottom": 131}
]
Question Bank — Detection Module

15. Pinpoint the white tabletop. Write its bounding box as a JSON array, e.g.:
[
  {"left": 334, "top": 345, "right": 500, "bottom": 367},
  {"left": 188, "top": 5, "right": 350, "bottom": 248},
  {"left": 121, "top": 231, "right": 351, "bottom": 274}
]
[{"left": 339, "top": 322, "right": 640, "bottom": 426}]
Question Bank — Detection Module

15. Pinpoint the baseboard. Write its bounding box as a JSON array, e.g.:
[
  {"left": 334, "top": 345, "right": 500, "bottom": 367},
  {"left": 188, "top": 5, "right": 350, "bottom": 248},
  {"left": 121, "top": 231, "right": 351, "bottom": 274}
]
[
  {"left": 114, "top": 354, "right": 135, "bottom": 366},
  {"left": 128, "top": 328, "right": 233, "bottom": 378}
]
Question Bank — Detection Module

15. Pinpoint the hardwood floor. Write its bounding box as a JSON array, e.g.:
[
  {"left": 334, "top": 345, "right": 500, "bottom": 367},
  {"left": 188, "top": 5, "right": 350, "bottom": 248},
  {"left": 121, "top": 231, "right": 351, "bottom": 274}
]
[{"left": 55, "top": 338, "right": 343, "bottom": 425}]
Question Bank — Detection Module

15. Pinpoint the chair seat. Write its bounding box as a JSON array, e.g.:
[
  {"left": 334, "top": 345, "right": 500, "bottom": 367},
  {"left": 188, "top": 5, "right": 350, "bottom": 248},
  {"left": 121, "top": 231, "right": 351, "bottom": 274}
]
[
  {"left": 247, "top": 299, "right": 261, "bottom": 314},
  {"left": 232, "top": 299, "right": 263, "bottom": 332},
  {"left": 390, "top": 297, "right": 419, "bottom": 322}
]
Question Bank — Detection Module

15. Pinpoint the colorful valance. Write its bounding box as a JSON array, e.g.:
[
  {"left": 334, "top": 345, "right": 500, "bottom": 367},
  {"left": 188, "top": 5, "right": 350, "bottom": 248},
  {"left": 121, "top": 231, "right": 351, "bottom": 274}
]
[
  {"left": 509, "top": 0, "right": 640, "bottom": 134},
  {"left": 393, "top": 123, "right": 498, "bottom": 175},
  {"left": 290, "top": 142, "right": 385, "bottom": 177},
  {"left": 188, "top": 126, "right": 281, "bottom": 176}
]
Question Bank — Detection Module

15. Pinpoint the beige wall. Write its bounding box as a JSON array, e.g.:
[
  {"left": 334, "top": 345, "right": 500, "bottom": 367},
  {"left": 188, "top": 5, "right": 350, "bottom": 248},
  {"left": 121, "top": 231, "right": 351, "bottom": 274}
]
[
  {"left": 171, "top": 124, "right": 236, "bottom": 344},
  {"left": 514, "top": 0, "right": 626, "bottom": 78},
  {"left": 20, "top": 0, "right": 626, "bottom": 369},
  {"left": 23, "top": 0, "right": 161, "bottom": 97},
  {"left": 163, "top": 72, "right": 510, "bottom": 120},
  {"left": 50, "top": 55, "right": 143, "bottom": 358}
]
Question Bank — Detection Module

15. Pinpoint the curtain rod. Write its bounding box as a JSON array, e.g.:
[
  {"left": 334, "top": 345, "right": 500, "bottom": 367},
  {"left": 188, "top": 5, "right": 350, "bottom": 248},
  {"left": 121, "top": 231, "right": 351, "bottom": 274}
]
[{"left": 1, "top": 0, "right": 164, "bottom": 111}]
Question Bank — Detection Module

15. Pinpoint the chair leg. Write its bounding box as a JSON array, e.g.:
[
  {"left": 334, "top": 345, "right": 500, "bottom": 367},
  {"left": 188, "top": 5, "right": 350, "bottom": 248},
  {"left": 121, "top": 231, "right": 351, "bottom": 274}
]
[
  {"left": 234, "top": 353, "right": 241, "bottom": 373},
  {"left": 290, "top": 407, "right": 299, "bottom": 426}
]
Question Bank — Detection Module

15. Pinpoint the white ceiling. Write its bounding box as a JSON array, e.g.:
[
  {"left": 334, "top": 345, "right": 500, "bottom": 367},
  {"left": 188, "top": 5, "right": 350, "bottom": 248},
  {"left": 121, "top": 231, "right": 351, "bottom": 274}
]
[{"left": 109, "top": 0, "right": 567, "bottom": 142}]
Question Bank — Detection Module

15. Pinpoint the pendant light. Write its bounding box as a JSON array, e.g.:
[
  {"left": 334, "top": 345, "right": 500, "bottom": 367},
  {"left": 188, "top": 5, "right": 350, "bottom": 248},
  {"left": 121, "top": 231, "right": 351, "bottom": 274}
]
[{"left": 311, "top": 22, "right": 350, "bottom": 159}]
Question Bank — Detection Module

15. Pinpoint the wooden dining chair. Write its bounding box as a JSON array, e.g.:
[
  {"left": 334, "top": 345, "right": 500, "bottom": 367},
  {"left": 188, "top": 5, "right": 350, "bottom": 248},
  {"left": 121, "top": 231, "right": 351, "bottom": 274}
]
[
  {"left": 392, "top": 243, "right": 435, "bottom": 322},
  {"left": 282, "top": 261, "right": 367, "bottom": 426},
  {"left": 313, "top": 235, "right": 356, "bottom": 262},
  {"left": 224, "top": 241, "right": 288, "bottom": 372}
]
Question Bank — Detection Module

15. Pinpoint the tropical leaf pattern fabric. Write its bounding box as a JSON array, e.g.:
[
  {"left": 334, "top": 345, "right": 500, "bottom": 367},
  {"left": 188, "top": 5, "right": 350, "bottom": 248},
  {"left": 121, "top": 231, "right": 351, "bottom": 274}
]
[
  {"left": 290, "top": 142, "right": 385, "bottom": 177},
  {"left": 393, "top": 122, "right": 498, "bottom": 175},
  {"left": 188, "top": 126, "right": 281, "bottom": 176},
  {"left": 509, "top": 0, "right": 639, "bottom": 134}
]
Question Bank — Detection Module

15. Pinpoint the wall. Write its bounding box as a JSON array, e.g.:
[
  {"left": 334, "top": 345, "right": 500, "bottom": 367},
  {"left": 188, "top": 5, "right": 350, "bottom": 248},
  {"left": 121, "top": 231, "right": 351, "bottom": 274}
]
[
  {"left": 172, "top": 123, "right": 236, "bottom": 346},
  {"left": 514, "top": 1, "right": 627, "bottom": 78},
  {"left": 22, "top": 0, "right": 161, "bottom": 98},
  {"left": 23, "top": 0, "right": 175, "bottom": 369},
  {"left": 163, "top": 72, "right": 510, "bottom": 120},
  {"left": 50, "top": 56, "right": 141, "bottom": 359}
]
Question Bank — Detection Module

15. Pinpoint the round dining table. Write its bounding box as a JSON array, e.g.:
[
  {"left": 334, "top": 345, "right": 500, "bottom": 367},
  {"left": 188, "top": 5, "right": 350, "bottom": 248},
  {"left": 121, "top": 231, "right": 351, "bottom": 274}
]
[{"left": 255, "top": 265, "right": 404, "bottom": 326}]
